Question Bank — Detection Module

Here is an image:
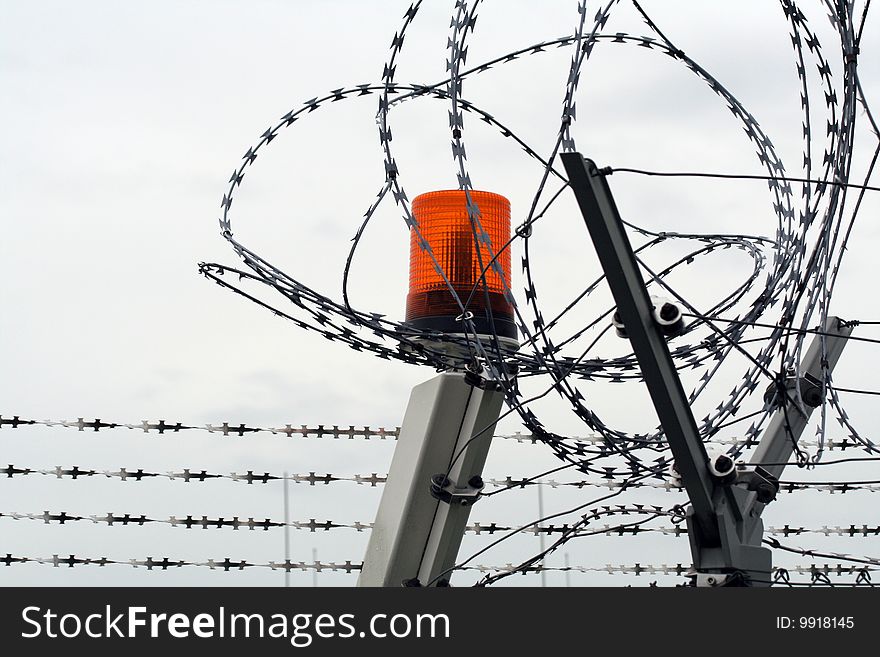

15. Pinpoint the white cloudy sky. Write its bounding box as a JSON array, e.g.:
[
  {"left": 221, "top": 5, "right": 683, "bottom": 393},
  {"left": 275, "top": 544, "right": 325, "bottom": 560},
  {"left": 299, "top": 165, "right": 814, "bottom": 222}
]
[{"left": 2, "top": 0, "right": 879, "bottom": 587}]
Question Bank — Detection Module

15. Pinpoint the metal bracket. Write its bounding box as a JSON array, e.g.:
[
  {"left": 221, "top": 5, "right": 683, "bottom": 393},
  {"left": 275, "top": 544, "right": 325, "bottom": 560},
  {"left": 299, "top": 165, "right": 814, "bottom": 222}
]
[
  {"left": 464, "top": 368, "right": 503, "bottom": 391},
  {"left": 561, "top": 152, "right": 852, "bottom": 587},
  {"left": 561, "top": 152, "right": 718, "bottom": 545},
  {"left": 430, "top": 474, "right": 484, "bottom": 506}
]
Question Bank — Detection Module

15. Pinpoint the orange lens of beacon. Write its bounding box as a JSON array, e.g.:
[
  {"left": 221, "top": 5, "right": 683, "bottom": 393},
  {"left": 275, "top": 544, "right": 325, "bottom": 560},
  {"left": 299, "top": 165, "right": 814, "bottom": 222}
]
[{"left": 405, "top": 190, "right": 516, "bottom": 339}]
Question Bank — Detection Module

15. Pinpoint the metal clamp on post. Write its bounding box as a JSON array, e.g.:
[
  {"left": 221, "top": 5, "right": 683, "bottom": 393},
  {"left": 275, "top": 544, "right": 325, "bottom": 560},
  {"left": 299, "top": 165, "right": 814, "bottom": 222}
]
[
  {"left": 612, "top": 296, "right": 684, "bottom": 339},
  {"left": 430, "top": 474, "right": 484, "bottom": 506},
  {"left": 560, "top": 152, "right": 853, "bottom": 587},
  {"left": 463, "top": 367, "right": 503, "bottom": 391},
  {"left": 693, "top": 572, "right": 732, "bottom": 587},
  {"left": 763, "top": 371, "right": 824, "bottom": 409},
  {"left": 358, "top": 188, "right": 515, "bottom": 587}
]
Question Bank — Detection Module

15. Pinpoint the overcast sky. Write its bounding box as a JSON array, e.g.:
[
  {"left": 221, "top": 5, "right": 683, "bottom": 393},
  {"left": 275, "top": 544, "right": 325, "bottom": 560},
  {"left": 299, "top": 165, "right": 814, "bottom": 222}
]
[{"left": 2, "top": 0, "right": 879, "bottom": 587}]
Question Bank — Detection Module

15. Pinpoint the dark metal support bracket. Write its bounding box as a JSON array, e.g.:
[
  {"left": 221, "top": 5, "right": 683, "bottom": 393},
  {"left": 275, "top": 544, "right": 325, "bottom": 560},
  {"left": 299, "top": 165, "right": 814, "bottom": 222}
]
[{"left": 560, "top": 153, "right": 857, "bottom": 586}]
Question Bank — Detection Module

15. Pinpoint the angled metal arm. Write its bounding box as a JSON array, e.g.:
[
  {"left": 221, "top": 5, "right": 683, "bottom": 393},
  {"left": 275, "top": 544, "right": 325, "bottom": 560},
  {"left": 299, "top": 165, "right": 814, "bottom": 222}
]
[
  {"left": 692, "top": 317, "right": 853, "bottom": 582},
  {"left": 561, "top": 152, "right": 718, "bottom": 543}
]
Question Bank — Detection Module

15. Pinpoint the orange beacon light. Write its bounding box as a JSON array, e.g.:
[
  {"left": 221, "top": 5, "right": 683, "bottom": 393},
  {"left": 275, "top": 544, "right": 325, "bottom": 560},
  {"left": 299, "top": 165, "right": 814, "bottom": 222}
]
[{"left": 405, "top": 190, "right": 517, "bottom": 341}]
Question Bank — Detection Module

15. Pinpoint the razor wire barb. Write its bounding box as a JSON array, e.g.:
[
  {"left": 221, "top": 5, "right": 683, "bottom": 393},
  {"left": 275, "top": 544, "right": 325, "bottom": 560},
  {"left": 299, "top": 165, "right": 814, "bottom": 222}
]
[{"left": 3, "top": 551, "right": 874, "bottom": 585}]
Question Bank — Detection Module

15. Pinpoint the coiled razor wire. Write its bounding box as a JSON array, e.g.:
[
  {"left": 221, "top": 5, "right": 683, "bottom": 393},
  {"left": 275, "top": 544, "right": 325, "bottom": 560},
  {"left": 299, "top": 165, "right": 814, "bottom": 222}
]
[{"left": 198, "top": 0, "right": 879, "bottom": 487}]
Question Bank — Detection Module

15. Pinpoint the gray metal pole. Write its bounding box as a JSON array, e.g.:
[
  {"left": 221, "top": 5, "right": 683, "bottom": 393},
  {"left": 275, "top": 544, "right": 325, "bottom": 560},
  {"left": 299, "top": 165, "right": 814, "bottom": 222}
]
[
  {"left": 283, "top": 471, "right": 290, "bottom": 588},
  {"left": 359, "top": 371, "right": 506, "bottom": 587}
]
